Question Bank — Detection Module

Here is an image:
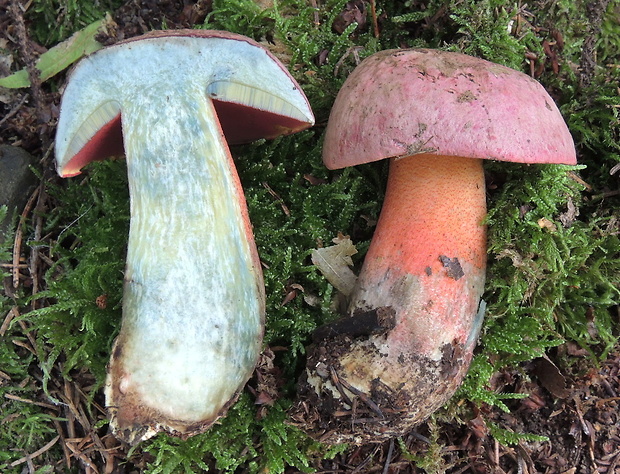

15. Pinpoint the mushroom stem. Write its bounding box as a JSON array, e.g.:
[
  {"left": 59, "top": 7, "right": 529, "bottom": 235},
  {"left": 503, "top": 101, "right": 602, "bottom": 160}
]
[
  {"left": 350, "top": 154, "right": 487, "bottom": 357},
  {"left": 55, "top": 31, "right": 315, "bottom": 444},
  {"left": 301, "top": 154, "right": 487, "bottom": 443},
  {"left": 105, "top": 87, "right": 264, "bottom": 443},
  {"left": 297, "top": 46, "right": 576, "bottom": 445}
]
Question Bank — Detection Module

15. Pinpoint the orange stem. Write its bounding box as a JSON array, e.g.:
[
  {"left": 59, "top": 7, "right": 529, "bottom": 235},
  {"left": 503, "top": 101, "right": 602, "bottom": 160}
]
[{"left": 350, "top": 154, "right": 487, "bottom": 355}]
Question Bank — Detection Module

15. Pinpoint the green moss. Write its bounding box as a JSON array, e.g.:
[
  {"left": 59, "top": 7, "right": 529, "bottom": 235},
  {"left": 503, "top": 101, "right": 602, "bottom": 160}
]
[
  {"left": 140, "top": 396, "right": 316, "bottom": 473},
  {"left": 488, "top": 421, "right": 549, "bottom": 446},
  {"left": 27, "top": 161, "right": 128, "bottom": 389},
  {"left": 397, "top": 420, "right": 456, "bottom": 473},
  {"left": 0, "top": 209, "right": 66, "bottom": 472},
  {"left": 236, "top": 133, "right": 382, "bottom": 360}
]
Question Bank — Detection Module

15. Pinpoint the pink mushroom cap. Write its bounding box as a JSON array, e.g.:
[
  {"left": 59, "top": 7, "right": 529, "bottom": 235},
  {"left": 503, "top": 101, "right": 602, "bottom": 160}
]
[{"left": 323, "top": 48, "right": 576, "bottom": 169}]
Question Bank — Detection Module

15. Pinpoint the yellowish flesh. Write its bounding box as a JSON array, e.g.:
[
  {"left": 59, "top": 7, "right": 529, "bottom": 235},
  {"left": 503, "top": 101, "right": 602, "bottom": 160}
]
[
  {"left": 61, "top": 101, "right": 121, "bottom": 175},
  {"left": 207, "top": 81, "right": 309, "bottom": 123}
]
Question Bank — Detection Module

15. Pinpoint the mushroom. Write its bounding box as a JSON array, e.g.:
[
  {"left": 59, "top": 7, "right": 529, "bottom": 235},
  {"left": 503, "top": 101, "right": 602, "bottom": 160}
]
[
  {"left": 295, "top": 48, "right": 575, "bottom": 444},
  {"left": 54, "top": 29, "right": 314, "bottom": 444}
]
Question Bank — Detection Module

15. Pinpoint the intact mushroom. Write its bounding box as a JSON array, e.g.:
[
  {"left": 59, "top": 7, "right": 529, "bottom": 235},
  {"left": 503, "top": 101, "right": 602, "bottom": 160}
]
[
  {"left": 294, "top": 48, "right": 575, "bottom": 444},
  {"left": 54, "top": 29, "right": 314, "bottom": 444}
]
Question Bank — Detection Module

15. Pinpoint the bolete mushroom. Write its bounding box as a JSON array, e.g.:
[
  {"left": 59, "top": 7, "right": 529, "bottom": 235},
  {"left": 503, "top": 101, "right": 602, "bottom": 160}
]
[
  {"left": 295, "top": 48, "right": 575, "bottom": 444},
  {"left": 54, "top": 29, "right": 314, "bottom": 444}
]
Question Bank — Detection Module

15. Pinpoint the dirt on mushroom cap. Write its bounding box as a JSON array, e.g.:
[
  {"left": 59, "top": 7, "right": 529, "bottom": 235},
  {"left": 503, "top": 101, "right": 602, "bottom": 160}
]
[{"left": 322, "top": 48, "right": 576, "bottom": 170}]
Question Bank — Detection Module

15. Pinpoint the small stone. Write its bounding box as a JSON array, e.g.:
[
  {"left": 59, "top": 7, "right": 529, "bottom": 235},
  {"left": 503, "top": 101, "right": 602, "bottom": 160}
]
[{"left": 0, "top": 145, "right": 38, "bottom": 240}]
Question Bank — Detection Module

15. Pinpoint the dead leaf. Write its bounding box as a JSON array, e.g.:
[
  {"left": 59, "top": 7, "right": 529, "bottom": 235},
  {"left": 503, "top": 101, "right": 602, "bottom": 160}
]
[
  {"left": 311, "top": 236, "right": 358, "bottom": 296},
  {"left": 532, "top": 356, "right": 570, "bottom": 399},
  {"left": 0, "top": 15, "right": 115, "bottom": 89},
  {"left": 538, "top": 217, "right": 558, "bottom": 232},
  {"left": 303, "top": 173, "right": 326, "bottom": 185},
  {"left": 332, "top": 0, "right": 367, "bottom": 34},
  {"left": 559, "top": 198, "right": 579, "bottom": 228}
]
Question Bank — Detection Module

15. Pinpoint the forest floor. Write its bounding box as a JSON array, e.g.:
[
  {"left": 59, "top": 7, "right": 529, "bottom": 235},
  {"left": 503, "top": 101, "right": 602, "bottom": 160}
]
[{"left": 1, "top": 0, "right": 618, "bottom": 472}]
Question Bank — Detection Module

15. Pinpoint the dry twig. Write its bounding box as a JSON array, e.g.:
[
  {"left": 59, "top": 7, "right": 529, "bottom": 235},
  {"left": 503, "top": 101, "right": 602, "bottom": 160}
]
[{"left": 9, "top": 435, "right": 60, "bottom": 468}]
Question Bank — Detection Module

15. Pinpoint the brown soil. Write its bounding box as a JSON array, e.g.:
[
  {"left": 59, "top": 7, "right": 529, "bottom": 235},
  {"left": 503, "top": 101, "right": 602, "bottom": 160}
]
[{"left": 300, "top": 344, "right": 620, "bottom": 473}]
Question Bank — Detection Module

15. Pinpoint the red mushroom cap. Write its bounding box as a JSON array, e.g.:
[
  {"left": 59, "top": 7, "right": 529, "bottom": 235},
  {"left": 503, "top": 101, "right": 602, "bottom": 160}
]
[{"left": 323, "top": 48, "right": 576, "bottom": 169}]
